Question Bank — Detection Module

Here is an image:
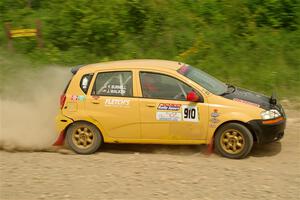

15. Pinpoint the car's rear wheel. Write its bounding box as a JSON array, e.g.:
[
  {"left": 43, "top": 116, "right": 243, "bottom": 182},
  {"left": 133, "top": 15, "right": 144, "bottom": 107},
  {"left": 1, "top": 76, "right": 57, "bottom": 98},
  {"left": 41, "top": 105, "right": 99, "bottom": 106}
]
[
  {"left": 66, "top": 122, "right": 102, "bottom": 154},
  {"left": 214, "top": 123, "right": 253, "bottom": 159}
]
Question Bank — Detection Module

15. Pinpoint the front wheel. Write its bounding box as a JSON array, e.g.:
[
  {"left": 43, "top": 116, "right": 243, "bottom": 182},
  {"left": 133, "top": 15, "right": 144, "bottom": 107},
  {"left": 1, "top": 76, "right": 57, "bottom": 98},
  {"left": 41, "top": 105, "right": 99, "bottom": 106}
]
[
  {"left": 66, "top": 122, "right": 103, "bottom": 154},
  {"left": 214, "top": 123, "right": 253, "bottom": 159}
]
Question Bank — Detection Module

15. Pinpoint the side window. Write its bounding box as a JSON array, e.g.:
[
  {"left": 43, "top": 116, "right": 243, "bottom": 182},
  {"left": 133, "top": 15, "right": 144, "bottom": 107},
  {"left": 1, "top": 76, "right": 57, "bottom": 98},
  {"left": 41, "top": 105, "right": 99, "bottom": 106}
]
[
  {"left": 92, "top": 71, "right": 133, "bottom": 97},
  {"left": 80, "top": 73, "right": 93, "bottom": 94},
  {"left": 140, "top": 72, "right": 197, "bottom": 100}
]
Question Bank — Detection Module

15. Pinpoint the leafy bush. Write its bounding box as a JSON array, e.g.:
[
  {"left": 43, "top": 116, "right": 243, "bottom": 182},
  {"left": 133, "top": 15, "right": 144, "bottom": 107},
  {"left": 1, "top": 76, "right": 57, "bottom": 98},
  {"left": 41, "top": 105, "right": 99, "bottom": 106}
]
[{"left": 0, "top": 0, "right": 299, "bottom": 97}]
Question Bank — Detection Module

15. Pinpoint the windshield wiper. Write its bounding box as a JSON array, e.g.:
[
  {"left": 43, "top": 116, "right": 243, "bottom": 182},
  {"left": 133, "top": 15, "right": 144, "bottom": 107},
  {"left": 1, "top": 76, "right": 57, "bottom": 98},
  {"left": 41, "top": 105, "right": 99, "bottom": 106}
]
[{"left": 221, "top": 84, "right": 236, "bottom": 96}]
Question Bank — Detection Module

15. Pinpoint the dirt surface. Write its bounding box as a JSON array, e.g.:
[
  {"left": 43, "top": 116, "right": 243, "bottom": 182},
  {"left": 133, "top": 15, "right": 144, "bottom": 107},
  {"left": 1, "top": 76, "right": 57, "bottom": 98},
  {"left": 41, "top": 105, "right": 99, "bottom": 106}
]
[
  {"left": 0, "top": 109, "right": 299, "bottom": 200},
  {"left": 0, "top": 67, "right": 299, "bottom": 200}
]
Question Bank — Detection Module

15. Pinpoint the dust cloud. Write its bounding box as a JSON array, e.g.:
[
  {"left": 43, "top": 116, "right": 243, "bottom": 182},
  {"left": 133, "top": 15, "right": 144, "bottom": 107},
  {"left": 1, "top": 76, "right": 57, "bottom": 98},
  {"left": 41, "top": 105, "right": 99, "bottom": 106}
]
[{"left": 0, "top": 67, "right": 70, "bottom": 151}]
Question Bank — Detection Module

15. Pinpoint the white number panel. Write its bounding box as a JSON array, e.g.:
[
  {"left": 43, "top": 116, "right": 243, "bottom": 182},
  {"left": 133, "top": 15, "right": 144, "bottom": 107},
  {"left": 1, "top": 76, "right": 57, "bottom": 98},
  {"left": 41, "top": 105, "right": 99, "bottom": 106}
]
[{"left": 182, "top": 105, "right": 199, "bottom": 122}]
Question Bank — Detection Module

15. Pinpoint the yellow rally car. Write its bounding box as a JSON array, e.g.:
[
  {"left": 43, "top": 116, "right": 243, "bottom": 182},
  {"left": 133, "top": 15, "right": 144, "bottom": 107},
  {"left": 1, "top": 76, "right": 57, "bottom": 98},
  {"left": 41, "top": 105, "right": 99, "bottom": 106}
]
[{"left": 54, "top": 60, "right": 286, "bottom": 159}]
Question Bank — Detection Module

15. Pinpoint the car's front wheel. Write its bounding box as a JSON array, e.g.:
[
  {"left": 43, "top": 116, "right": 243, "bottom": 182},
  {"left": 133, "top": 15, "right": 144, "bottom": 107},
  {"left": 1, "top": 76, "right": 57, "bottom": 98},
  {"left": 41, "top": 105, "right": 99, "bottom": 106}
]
[
  {"left": 66, "top": 122, "right": 103, "bottom": 154},
  {"left": 214, "top": 123, "right": 253, "bottom": 159}
]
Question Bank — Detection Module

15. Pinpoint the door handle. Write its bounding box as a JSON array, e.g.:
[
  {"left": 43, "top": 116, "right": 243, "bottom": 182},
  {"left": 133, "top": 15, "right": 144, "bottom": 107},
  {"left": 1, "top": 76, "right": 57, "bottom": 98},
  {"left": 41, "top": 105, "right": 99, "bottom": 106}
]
[
  {"left": 91, "top": 100, "right": 100, "bottom": 104},
  {"left": 146, "top": 104, "right": 155, "bottom": 108}
]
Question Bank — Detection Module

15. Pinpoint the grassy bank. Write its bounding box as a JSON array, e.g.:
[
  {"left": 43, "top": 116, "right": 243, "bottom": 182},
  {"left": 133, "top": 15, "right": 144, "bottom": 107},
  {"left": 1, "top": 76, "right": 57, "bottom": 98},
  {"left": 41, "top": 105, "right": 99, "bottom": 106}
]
[{"left": 0, "top": 47, "right": 299, "bottom": 100}]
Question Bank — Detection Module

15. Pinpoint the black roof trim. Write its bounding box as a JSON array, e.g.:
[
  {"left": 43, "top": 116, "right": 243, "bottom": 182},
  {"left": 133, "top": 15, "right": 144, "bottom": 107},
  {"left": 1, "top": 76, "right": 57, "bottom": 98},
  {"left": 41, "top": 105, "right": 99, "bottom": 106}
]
[{"left": 71, "top": 65, "right": 84, "bottom": 75}]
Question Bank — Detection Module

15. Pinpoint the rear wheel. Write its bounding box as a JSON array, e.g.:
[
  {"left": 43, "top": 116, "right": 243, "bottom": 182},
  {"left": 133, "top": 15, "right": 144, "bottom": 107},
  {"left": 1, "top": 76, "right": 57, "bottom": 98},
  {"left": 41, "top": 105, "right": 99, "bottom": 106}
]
[
  {"left": 66, "top": 122, "right": 102, "bottom": 154},
  {"left": 214, "top": 123, "right": 253, "bottom": 159}
]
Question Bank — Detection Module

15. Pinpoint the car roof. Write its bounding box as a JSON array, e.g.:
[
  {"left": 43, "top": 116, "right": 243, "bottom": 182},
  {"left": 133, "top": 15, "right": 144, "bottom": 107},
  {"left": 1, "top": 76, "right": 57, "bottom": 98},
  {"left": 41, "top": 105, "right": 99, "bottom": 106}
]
[{"left": 77, "top": 59, "right": 184, "bottom": 73}]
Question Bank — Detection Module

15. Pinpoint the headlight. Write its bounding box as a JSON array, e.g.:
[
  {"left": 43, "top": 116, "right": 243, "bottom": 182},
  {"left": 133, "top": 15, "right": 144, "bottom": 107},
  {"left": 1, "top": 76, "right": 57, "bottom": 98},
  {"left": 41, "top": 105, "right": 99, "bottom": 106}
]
[{"left": 261, "top": 109, "right": 281, "bottom": 120}]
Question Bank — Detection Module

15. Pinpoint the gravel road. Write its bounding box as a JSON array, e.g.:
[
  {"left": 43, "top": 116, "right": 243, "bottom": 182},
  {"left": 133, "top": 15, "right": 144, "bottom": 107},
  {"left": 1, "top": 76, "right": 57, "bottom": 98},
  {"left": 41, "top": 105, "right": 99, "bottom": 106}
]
[{"left": 0, "top": 109, "right": 299, "bottom": 200}]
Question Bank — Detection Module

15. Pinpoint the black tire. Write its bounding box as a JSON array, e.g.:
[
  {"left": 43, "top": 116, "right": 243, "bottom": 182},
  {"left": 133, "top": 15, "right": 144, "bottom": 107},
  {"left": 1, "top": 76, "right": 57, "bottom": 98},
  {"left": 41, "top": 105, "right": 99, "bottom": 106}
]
[
  {"left": 214, "top": 123, "right": 253, "bottom": 159},
  {"left": 66, "top": 122, "right": 103, "bottom": 154}
]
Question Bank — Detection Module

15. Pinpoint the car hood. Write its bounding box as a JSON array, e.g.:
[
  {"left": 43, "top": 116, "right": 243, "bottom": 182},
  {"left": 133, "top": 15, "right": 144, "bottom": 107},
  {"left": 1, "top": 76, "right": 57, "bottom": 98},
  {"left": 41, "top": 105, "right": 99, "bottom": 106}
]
[{"left": 222, "top": 87, "right": 272, "bottom": 110}]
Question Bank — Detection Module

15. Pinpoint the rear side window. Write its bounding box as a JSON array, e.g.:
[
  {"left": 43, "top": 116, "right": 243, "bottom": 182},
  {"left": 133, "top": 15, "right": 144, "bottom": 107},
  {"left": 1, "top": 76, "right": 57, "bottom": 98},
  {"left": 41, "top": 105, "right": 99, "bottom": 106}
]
[
  {"left": 92, "top": 71, "right": 133, "bottom": 97},
  {"left": 80, "top": 74, "right": 93, "bottom": 94}
]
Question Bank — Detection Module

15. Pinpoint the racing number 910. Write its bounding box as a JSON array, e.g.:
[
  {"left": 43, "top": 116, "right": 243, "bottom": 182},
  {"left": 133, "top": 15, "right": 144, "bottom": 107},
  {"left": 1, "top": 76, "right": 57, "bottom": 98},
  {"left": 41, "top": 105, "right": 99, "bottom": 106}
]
[
  {"left": 182, "top": 105, "right": 198, "bottom": 122},
  {"left": 184, "top": 108, "right": 196, "bottom": 119}
]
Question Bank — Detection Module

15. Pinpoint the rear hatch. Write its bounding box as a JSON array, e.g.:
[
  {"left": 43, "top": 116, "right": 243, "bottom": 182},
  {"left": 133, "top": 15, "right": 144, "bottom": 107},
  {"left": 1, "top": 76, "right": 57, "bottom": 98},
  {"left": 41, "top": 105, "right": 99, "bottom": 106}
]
[{"left": 60, "top": 65, "right": 84, "bottom": 109}]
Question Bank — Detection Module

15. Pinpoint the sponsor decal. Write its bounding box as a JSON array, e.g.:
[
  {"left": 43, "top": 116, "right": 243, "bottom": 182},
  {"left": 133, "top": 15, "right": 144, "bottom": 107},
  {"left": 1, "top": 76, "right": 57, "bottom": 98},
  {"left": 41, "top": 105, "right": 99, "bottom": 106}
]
[
  {"left": 102, "top": 85, "right": 127, "bottom": 95},
  {"left": 105, "top": 99, "right": 130, "bottom": 107},
  {"left": 157, "top": 103, "right": 181, "bottom": 111},
  {"left": 182, "top": 105, "right": 199, "bottom": 122},
  {"left": 156, "top": 111, "right": 182, "bottom": 121},
  {"left": 211, "top": 109, "right": 219, "bottom": 118},
  {"left": 233, "top": 98, "right": 260, "bottom": 108},
  {"left": 71, "top": 95, "right": 86, "bottom": 102},
  {"left": 209, "top": 109, "right": 220, "bottom": 128},
  {"left": 71, "top": 95, "right": 78, "bottom": 101},
  {"left": 178, "top": 65, "right": 189, "bottom": 74},
  {"left": 78, "top": 95, "right": 86, "bottom": 101},
  {"left": 210, "top": 118, "right": 220, "bottom": 124}
]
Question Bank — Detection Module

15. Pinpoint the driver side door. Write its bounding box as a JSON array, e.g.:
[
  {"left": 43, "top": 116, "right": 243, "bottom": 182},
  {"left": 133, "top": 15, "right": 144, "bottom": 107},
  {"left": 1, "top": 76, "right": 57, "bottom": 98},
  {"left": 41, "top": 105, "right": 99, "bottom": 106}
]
[{"left": 138, "top": 71, "right": 208, "bottom": 141}]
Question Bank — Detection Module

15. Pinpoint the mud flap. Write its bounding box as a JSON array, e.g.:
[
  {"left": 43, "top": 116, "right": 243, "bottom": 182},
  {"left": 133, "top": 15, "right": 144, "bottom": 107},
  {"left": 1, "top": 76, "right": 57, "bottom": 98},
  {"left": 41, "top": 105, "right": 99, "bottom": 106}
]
[
  {"left": 205, "top": 137, "right": 214, "bottom": 155},
  {"left": 53, "top": 130, "right": 66, "bottom": 146}
]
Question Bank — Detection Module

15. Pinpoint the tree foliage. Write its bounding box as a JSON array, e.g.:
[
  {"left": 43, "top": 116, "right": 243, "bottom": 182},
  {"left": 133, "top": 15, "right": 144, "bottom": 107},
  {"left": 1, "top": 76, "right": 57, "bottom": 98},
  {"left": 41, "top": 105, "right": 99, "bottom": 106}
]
[{"left": 0, "top": 0, "right": 299, "bottom": 96}]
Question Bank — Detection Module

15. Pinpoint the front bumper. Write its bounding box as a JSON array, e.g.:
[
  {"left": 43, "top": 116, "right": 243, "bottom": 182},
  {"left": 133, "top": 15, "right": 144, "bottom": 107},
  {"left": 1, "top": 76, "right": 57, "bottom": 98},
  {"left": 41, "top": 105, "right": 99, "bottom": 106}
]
[{"left": 248, "top": 117, "right": 286, "bottom": 144}]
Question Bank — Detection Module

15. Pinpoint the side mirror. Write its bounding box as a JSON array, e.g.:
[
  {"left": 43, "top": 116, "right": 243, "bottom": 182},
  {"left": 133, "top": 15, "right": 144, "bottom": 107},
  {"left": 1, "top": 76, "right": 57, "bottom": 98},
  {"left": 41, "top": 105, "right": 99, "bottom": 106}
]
[{"left": 186, "top": 91, "right": 199, "bottom": 102}]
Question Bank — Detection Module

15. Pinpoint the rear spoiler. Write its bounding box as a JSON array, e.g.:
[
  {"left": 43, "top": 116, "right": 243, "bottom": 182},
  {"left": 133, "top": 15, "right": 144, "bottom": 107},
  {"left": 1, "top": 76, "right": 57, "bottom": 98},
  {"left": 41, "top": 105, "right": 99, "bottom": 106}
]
[{"left": 71, "top": 65, "right": 84, "bottom": 75}]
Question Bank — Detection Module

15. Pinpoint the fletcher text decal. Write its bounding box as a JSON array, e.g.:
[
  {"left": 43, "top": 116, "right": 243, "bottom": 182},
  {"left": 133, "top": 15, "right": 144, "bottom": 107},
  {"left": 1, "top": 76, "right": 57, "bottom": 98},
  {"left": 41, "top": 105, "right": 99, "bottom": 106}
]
[{"left": 105, "top": 99, "right": 130, "bottom": 107}]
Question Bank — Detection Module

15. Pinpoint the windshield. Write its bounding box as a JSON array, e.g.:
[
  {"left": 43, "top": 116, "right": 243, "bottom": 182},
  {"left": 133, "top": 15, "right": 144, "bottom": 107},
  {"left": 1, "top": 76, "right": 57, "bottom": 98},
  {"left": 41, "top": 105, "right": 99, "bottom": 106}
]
[{"left": 177, "top": 65, "right": 227, "bottom": 95}]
